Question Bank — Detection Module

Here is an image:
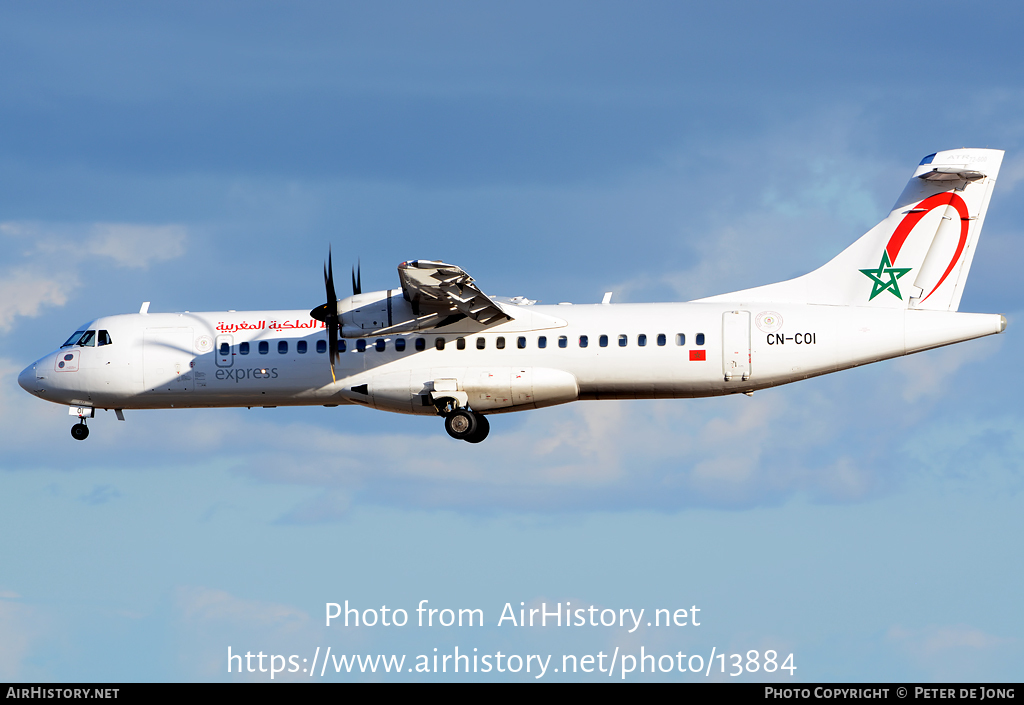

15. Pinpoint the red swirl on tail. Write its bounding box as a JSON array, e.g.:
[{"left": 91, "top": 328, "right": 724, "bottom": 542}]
[{"left": 885, "top": 192, "right": 970, "bottom": 303}]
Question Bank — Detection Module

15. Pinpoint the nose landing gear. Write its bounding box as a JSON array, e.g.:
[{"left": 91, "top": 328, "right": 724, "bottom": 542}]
[{"left": 68, "top": 405, "right": 96, "bottom": 440}]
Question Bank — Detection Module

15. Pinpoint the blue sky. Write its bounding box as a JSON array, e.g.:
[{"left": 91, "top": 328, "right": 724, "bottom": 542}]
[{"left": 2, "top": 1, "right": 1023, "bottom": 681}]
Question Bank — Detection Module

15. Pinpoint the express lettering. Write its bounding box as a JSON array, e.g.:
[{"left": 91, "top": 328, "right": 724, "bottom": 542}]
[
  {"left": 215, "top": 368, "right": 279, "bottom": 382},
  {"left": 767, "top": 333, "right": 817, "bottom": 345}
]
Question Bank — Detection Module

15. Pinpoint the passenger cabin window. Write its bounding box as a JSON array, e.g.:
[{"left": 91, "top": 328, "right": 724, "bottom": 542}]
[
  {"left": 618, "top": 334, "right": 627, "bottom": 347},
  {"left": 78, "top": 330, "right": 97, "bottom": 347},
  {"left": 219, "top": 342, "right": 230, "bottom": 356},
  {"left": 339, "top": 340, "right": 347, "bottom": 352},
  {"left": 395, "top": 338, "right": 406, "bottom": 352},
  {"left": 376, "top": 339, "right": 386, "bottom": 352},
  {"left": 98, "top": 330, "right": 112, "bottom": 346},
  {"left": 599, "top": 335, "right": 608, "bottom": 348},
  {"left": 657, "top": 334, "right": 666, "bottom": 346},
  {"left": 415, "top": 338, "right": 426, "bottom": 351},
  {"left": 258, "top": 341, "right": 269, "bottom": 355},
  {"left": 240, "top": 342, "right": 250, "bottom": 355},
  {"left": 316, "top": 340, "right": 327, "bottom": 354},
  {"left": 676, "top": 333, "right": 686, "bottom": 346},
  {"left": 62, "top": 330, "right": 87, "bottom": 348},
  {"left": 278, "top": 341, "right": 288, "bottom": 354},
  {"left": 517, "top": 336, "right": 526, "bottom": 349},
  {"left": 638, "top": 334, "right": 647, "bottom": 347},
  {"left": 538, "top": 336, "right": 547, "bottom": 349},
  {"left": 356, "top": 339, "right": 366, "bottom": 352},
  {"left": 456, "top": 338, "right": 466, "bottom": 350},
  {"left": 558, "top": 336, "right": 567, "bottom": 348},
  {"left": 435, "top": 338, "right": 445, "bottom": 350},
  {"left": 696, "top": 333, "right": 705, "bottom": 346},
  {"left": 297, "top": 340, "right": 307, "bottom": 354},
  {"left": 476, "top": 337, "right": 486, "bottom": 350},
  {"left": 579, "top": 335, "right": 588, "bottom": 348},
  {"left": 496, "top": 337, "right": 506, "bottom": 350}
]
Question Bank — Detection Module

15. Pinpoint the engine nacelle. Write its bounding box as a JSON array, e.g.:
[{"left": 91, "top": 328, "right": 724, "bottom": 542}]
[{"left": 338, "top": 289, "right": 416, "bottom": 337}]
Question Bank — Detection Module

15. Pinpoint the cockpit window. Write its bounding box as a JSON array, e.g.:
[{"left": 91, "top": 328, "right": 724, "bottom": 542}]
[
  {"left": 62, "top": 330, "right": 87, "bottom": 348},
  {"left": 77, "top": 330, "right": 97, "bottom": 347},
  {"left": 98, "top": 330, "right": 112, "bottom": 346}
]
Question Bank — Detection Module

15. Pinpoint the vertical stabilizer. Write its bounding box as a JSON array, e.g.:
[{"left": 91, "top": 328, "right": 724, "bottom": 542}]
[{"left": 699, "top": 148, "right": 1003, "bottom": 311}]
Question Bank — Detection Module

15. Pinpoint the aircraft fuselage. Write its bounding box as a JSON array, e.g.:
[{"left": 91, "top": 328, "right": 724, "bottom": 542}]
[{"left": 19, "top": 302, "right": 1004, "bottom": 416}]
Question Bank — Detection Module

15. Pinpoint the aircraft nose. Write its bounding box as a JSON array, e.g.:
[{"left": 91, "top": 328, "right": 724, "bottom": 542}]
[{"left": 18, "top": 363, "right": 37, "bottom": 393}]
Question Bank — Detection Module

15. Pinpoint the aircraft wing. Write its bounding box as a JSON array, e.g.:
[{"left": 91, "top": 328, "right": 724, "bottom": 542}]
[{"left": 392, "top": 259, "right": 513, "bottom": 329}]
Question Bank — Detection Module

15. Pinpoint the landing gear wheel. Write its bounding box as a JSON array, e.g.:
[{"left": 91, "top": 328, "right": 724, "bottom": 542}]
[
  {"left": 444, "top": 409, "right": 477, "bottom": 440},
  {"left": 465, "top": 413, "right": 490, "bottom": 443},
  {"left": 71, "top": 423, "right": 90, "bottom": 441}
]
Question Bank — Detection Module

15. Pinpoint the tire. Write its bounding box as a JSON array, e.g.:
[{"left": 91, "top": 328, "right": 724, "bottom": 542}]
[
  {"left": 465, "top": 414, "right": 490, "bottom": 443},
  {"left": 444, "top": 409, "right": 477, "bottom": 440},
  {"left": 71, "top": 423, "right": 90, "bottom": 441}
]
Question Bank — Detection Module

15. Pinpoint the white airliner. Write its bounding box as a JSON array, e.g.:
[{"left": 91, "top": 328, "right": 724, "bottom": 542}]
[{"left": 18, "top": 148, "right": 1008, "bottom": 443}]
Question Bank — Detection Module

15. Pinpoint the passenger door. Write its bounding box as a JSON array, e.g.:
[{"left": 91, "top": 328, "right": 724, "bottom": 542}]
[{"left": 722, "top": 310, "right": 751, "bottom": 382}]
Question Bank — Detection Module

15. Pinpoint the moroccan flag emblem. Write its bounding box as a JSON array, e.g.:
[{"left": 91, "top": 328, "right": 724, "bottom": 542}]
[{"left": 860, "top": 252, "right": 911, "bottom": 301}]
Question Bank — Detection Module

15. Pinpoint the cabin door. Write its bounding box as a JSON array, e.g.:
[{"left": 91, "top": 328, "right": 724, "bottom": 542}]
[{"left": 722, "top": 311, "right": 751, "bottom": 382}]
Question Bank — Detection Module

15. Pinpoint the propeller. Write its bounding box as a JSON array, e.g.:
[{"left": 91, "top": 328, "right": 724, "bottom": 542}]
[
  {"left": 309, "top": 249, "right": 362, "bottom": 383},
  {"left": 310, "top": 248, "right": 341, "bottom": 383}
]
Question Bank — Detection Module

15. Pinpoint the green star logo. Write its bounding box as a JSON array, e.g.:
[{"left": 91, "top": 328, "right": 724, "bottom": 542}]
[{"left": 860, "top": 252, "right": 912, "bottom": 301}]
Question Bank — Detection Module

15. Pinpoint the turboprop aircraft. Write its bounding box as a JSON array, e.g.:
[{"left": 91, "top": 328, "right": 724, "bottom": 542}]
[{"left": 18, "top": 148, "right": 1008, "bottom": 443}]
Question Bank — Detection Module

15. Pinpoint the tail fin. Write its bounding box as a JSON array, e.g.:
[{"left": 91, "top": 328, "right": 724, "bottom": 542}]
[{"left": 699, "top": 148, "right": 1004, "bottom": 311}]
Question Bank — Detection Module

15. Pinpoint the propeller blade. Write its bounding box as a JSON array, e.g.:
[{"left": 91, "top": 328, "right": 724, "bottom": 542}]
[
  {"left": 326, "top": 250, "right": 338, "bottom": 305},
  {"left": 352, "top": 260, "right": 361, "bottom": 296},
  {"left": 324, "top": 250, "right": 339, "bottom": 383}
]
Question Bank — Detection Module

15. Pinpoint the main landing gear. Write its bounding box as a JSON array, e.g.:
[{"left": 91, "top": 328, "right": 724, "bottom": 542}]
[
  {"left": 71, "top": 420, "right": 89, "bottom": 441},
  {"left": 440, "top": 406, "right": 490, "bottom": 443}
]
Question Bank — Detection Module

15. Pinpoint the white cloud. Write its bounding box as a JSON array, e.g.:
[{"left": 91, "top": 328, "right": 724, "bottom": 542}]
[
  {"left": 174, "top": 586, "right": 330, "bottom": 681},
  {"left": 0, "top": 358, "right": 70, "bottom": 444},
  {"left": 177, "top": 586, "right": 308, "bottom": 630},
  {"left": 0, "top": 268, "right": 72, "bottom": 332},
  {"left": 32, "top": 382, "right": 885, "bottom": 516},
  {"left": 0, "top": 220, "right": 188, "bottom": 330},
  {"left": 0, "top": 598, "right": 48, "bottom": 681},
  {"left": 887, "top": 624, "right": 1015, "bottom": 679},
  {"left": 600, "top": 123, "right": 897, "bottom": 305},
  {"left": 86, "top": 223, "right": 187, "bottom": 269},
  {"left": 895, "top": 337, "right": 1002, "bottom": 403},
  {"left": 2, "top": 327, "right": 988, "bottom": 518}
]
